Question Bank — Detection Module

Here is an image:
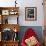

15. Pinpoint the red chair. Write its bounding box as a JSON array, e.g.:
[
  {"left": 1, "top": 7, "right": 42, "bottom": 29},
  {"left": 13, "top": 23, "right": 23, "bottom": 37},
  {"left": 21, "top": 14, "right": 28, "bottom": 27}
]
[{"left": 21, "top": 28, "right": 41, "bottom": 46}]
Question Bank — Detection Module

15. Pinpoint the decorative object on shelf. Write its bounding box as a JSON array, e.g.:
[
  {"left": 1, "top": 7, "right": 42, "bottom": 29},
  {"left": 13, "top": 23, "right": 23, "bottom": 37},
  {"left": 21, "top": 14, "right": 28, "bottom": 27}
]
[
  {"left": 2, "top": 10, "right": 9, "bottom": 15},
  {"left": 5, "top": 18, "right": 8, "bottom": 24},
  {"left": 2, "top": 28, "right": 13, "bottom": 41},
  {"left": 9, "top": 10, "right": 15, "bottom": 15},
  {"left": 9, "top": 10, "right": 18, "bottom": 15},
  {"left": 1, "top": 27, "right": 19, "bottom": 41},
  {"left": 25, "top": 7, "right": 37, "bottom": 21},
  {"left": 15, "top": 0, "right": 17, "bottom": 7},
  {"left": 2, "top": 16, "right": 8, "bottom": 24},
  {"left": 13, "top": 32, "right": 18, "bottom": 41},
  {"left": 14, "top": 28, "right": 17, "bottom": 32}
]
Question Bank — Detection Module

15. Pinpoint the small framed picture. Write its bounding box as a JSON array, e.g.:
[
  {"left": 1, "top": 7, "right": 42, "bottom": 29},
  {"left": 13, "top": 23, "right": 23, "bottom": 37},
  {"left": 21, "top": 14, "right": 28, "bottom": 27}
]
[
  {"left": 2, "top": 10, "right": 9, "bottom": 15},
  {"left": 25, "top": 7, "right": 37, "bottom": 21}
]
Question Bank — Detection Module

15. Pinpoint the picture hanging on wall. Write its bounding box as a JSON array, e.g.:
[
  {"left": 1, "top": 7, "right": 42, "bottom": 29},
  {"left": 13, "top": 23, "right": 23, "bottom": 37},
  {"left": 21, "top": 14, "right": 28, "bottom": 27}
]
[{"left": 25, "top": 7, "right": 37, "bottom": 21}]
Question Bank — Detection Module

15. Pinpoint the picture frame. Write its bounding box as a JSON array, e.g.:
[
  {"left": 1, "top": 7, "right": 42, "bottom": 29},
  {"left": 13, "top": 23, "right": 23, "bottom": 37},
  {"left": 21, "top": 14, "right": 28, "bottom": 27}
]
[
  {"left": 25, "top": 7, "right": 37, "bottom": 21},
  {"left": 2, "top": 10, "right": 9, "bottom": 15}
]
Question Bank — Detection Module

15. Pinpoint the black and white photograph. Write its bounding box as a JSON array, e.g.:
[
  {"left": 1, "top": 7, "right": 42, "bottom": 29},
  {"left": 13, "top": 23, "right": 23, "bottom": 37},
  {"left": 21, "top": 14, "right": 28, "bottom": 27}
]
[{"left": 25, "top": 7, "right": 37, "bottom": 21}]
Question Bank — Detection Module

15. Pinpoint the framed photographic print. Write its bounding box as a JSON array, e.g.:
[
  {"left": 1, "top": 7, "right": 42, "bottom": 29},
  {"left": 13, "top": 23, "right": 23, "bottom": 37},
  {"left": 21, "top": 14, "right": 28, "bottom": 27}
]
[{"left": 25, "top": 7, "right": 37, "bottom": 21}]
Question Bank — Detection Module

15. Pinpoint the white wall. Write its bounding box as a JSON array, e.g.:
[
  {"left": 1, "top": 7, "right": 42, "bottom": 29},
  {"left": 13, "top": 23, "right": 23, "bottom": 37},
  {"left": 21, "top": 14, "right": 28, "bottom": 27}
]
[{"left": 0, "top": 0, "right": 44, "bottom": 26}]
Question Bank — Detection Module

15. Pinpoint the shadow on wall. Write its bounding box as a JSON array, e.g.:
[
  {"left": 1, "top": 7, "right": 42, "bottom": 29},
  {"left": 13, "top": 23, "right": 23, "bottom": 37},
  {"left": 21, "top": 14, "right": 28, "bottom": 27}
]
[{"left": 18, "top": 26, "right": 44, "bottom": 45}]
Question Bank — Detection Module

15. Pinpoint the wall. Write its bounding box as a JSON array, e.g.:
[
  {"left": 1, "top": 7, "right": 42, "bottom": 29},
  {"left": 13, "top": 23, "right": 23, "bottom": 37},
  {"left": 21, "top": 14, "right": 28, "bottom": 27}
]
[
  {"left": 18, "top": 0, "right": 44, "bottom": 26},
  {"left": 0, "top": 0, "right": 44, "bottom": 26}
]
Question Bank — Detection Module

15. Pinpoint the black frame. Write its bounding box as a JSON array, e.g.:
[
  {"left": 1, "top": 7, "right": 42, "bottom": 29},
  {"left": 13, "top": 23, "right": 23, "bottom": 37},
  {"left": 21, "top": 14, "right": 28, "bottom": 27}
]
[{"left": 25, "top": 7, "right": 37, "bottom": 21}]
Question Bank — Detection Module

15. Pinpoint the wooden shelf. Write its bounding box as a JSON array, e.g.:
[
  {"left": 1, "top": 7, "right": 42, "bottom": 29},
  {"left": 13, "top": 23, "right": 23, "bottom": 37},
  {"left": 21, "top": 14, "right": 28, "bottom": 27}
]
[
  {"left": 1, "top": 40, "right": 19, "bottom": 46},
  {"left": 0, "top": 7, "right": 19, "bottom": 9},
  {"left": 0, "top": 7, "right": 20, "bottom": 46},
  {"left": 2, "top": 40, "right": 19, "bottom": 42},
  {"left": 0, "top": 24, "right": 20, "bottom": 32},
  {"left": 0, "top": 7, "right": 19, "bottom": 16}
]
